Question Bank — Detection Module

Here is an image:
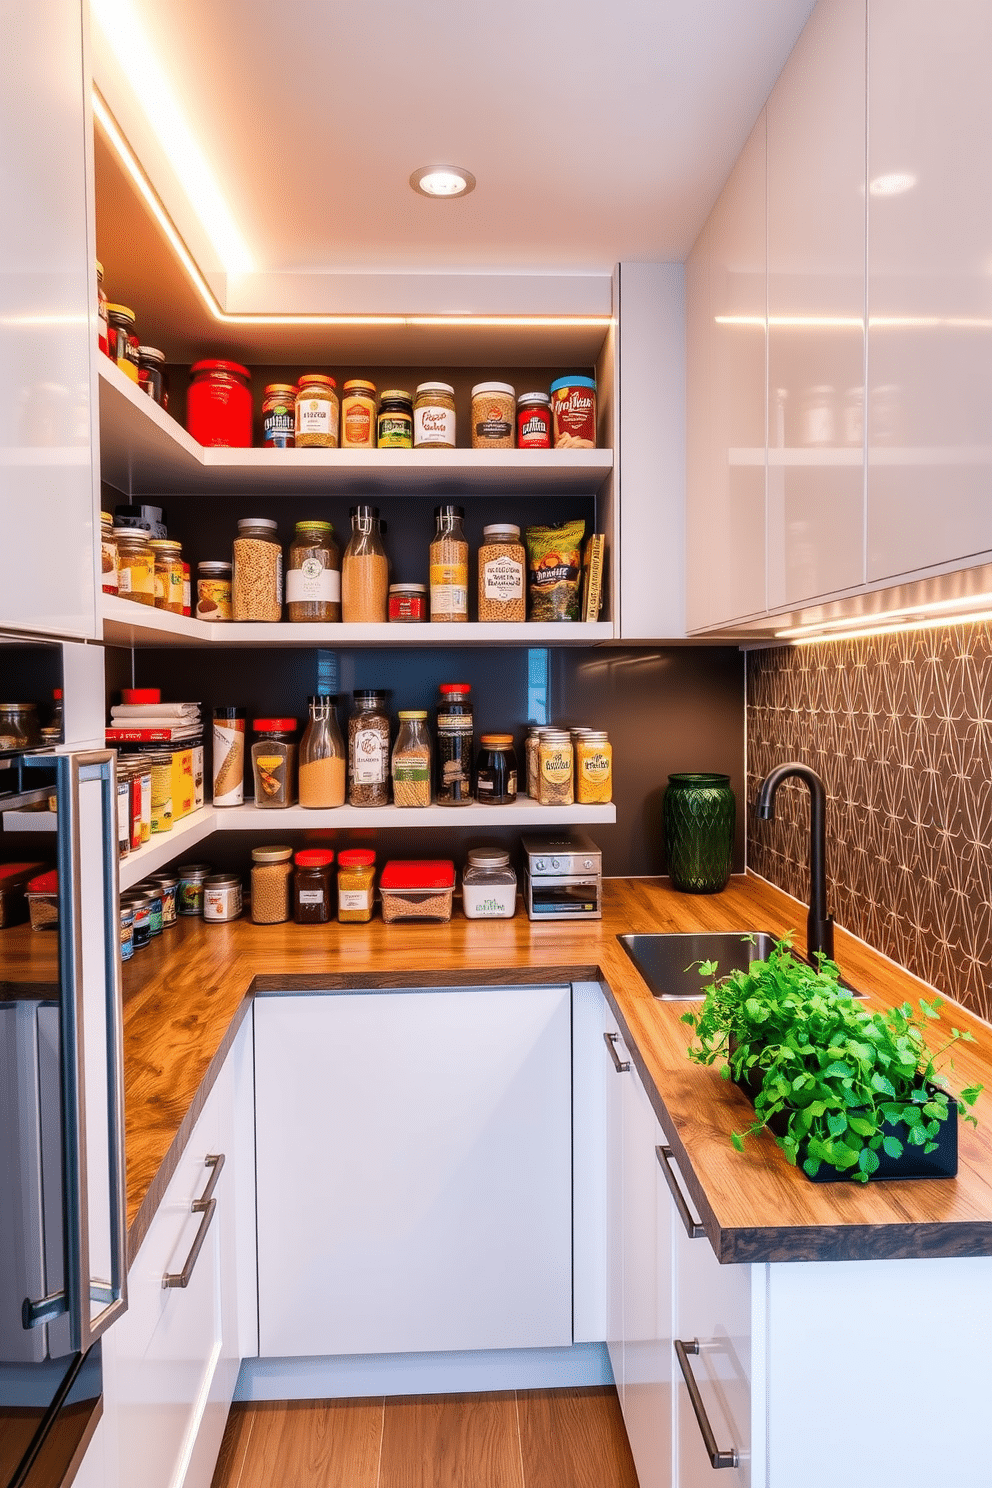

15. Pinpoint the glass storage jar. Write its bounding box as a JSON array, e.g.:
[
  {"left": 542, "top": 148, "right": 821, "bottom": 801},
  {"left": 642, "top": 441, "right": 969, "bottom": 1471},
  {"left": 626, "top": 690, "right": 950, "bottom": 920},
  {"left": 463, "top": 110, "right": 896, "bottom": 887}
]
[
  {"left": 575, "top": 730, "right": 613, "bottom": 803},
  {"left": 187, "top": 360, "right": 253, "bottom": 447},
  {"left": 477, "top": 523, "right": 525, "bottom": 621},
  {"left": 516, "top": 392, "right": 552, "bottom": 448},
  {"left": 475, "top": 735, "right": 518, "bottom": 803},
  {"left": 341, "top": 505, "right": 388, "bottom": 623},
  {"left": 251, "top": 845, "right": 293, "bottom": 924},
  {"left": 107, "top": 304, "right": 139, "bottom": 380},
  {"left": 341, "top": 379, "right": 377, "bottom": 448},
  {"left": 471, "top": 382, "right": 515, "bottom": 448},
  {"left": 149, "top": 539, "right": 184, "bottom": 613},
  {"left": 537, "top": 730, "right": 574, "bottom": 805},
  {"left": 414, "top": 382, "right": 456, "bottom": 448},
  {"left": 262, "top": 383, "right": 296, "bottom": 448},
  {"left": 663, "top": 773, "right": 735, "bottom": 894},
  {"left": 101, "top": 511, "right": 118, "bottom": 595},
  {"left": 0, "top": 703, "right": 41, "bottom": 752},
  {"left": 233, "top": 517, "right": 282, "bottom": 621},
  {"left": 294, "top": 849, "right": 335, "bottom": 923},
  {"left": 337, "top": 849, "right": 376, "bottom": 923},
  {"left": 196, "top": 560, "right": 232, "bottom": 620},
  {"left": 299, "top": 694, "right": 346, "bottom": 808},
  {"left": 377, "top": 390, "right": 413, "bottom": 447},
  {"left": 348, "top": 690, "right": 390, "bottom": 806},
  {"left": 295, "top": 373, "right": 339, "bottom": 447},
  {"left": 429, "top": 504, "right": 468, "bottom": 622},
  {"left": 113, "top": 528, "right": 155, "bottom": 605},
  {"left": 392, "top": 711, "right": 432, "bottom": 807},
  {"left": 461, "top": 848, "right": 518, "bottom": 919},
  {"left": 251, "top": 719, "right": 297, "bottom": 807},
  {"left": 388, "top": 583, "right": 427, "bottom": 622},
  {"left": 286, "top": 520, "right": 341, "bottom": 621},
  {"left": 137, "top": 346, "right": 167, "bottom": 406},
  {"left": 435, "top": 683, "right": 473, "bottom": 804}
]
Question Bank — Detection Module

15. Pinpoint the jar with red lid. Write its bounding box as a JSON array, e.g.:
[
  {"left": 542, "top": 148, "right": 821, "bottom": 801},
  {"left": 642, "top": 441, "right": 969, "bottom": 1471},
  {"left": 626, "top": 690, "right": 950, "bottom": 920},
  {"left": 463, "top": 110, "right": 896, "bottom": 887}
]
[
  {"left": 388, "top": 583, "right": 427, "bottom": 622},
  {"left": 517, "top": 392, "right": 552, "bottom": 448},
  {"left": 294, "top": 849, "right": 335, "bottom": 923},
  {"left": 250, "top": 718, "right": 297, "bottom": 807},
  {"left": 187, "top": 360, "right": 253, "bottom": 448}
]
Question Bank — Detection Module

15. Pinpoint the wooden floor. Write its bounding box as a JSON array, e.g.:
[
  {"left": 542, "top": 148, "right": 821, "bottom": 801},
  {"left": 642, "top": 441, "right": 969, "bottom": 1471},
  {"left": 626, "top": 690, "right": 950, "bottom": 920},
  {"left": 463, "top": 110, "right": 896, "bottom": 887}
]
[{"left": 211, "top": 1387, "right": 640, "bottom": 1488}]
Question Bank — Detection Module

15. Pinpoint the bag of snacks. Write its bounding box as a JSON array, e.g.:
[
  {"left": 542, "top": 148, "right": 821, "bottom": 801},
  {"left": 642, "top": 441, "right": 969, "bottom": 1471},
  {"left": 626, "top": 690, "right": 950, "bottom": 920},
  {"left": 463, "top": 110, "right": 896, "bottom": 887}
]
[{"left": 525, "top": 520, "right": 586, "bottom": 621}]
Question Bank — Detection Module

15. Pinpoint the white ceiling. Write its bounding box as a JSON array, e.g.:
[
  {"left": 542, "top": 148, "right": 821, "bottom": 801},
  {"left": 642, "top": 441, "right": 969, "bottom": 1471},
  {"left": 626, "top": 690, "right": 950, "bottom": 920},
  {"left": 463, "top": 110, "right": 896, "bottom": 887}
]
[{"left": 92, "top": 0, "right": 816, "bottom": 289}]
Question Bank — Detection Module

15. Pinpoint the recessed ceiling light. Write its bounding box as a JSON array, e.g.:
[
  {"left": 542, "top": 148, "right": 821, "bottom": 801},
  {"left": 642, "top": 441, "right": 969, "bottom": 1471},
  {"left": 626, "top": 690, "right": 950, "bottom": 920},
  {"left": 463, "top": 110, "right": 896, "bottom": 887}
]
[
  {"left": 410, "top": 166, "right": 476, "bottom": 199},
  {"left": 869, "top": 172, "right": 917, "bottom": 197}
]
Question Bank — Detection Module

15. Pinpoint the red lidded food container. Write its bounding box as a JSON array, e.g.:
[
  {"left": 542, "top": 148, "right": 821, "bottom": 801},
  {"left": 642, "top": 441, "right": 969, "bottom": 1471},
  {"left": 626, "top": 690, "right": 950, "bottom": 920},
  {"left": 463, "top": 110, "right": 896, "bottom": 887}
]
[
  {"left": 187, "top": 360, "right": 253, "bottom": 448},
  {"left": 379, "top": 859, "right": 456, "bottom": 924},
  {"left": 0, "top": 862, "right": 47, "bottom": 929}
]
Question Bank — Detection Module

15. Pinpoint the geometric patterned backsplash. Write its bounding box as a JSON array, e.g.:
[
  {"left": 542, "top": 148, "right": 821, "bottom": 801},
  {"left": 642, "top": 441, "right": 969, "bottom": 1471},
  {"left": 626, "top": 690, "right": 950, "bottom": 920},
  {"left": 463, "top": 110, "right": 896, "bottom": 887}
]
[{"left": 746, "top": 625, "right": 992, "bottom": 1022}]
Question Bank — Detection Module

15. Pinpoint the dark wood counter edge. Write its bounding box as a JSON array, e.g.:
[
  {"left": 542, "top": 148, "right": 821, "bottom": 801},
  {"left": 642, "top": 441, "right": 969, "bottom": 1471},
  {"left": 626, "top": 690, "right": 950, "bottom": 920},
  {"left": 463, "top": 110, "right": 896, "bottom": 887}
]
[{"left": 126, "top": 989, "right": 253, "bottom": 1266}]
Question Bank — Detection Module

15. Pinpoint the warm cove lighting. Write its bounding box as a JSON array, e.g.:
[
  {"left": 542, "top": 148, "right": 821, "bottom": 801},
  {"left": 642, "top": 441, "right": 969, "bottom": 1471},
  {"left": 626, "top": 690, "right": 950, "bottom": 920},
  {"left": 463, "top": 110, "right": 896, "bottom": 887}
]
[
  {"left": 714, "top": 314, "right": 992, "bottom": 329},
  {"left": 90, "top": 0, "right": 254, "bottom": 274},
  {"left": 93, "top": 97, "right": 610, "bottom": 331},
  {"left": 776, "top": 594, "right": 992, "bottom": 645},
  {"left": 410, "top": 166, "right": 476, "bottom": 198},
  {"left": 869, "top": 171, "right": 917, "bottom": 196}
]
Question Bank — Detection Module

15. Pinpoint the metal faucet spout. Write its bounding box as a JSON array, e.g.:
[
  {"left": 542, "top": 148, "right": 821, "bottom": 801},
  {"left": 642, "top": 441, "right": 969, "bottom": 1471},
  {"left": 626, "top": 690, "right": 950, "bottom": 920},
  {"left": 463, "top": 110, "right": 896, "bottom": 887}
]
[{"left": 754, "top": 762, "right": 834, "bottom": 965}]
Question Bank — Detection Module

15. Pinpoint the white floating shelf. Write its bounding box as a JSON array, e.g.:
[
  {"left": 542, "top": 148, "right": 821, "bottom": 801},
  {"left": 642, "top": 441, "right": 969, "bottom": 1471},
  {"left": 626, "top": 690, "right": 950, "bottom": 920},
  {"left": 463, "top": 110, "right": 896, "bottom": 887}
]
[
  {"left": 119, "top": 809, "right": 217, "bottom": 891},
  {"left": 209, "top": 800, "right": 617, "bottom": 830},
  {"left": 1, "top": 809, "right": 56, "bottom": 832},
  {"left": 98, "top": 358, "right": 613, "bottom": 497},
  {"left": 101, "top": 596, "right": 614, "bottom": 648}
]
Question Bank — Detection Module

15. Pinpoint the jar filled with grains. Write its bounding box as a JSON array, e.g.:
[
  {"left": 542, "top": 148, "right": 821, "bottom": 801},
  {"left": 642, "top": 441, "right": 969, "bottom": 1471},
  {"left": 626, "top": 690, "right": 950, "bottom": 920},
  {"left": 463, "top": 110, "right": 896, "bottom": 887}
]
[
  {"left": 429, "top": 504, "right": 468, "bottom": 622},
  {"left": 341, "top": 506, "right": 389, "bottom": 623},
  {"left": 414, "top": 382, "right": 456, "bottom": 448},
  {"left": 233, "top": 517, "right": 282, "bottom": 621},
  {"left": 114, "top": 528, "right": 155, "bottom": 605},
  {"left": 298, "top": 694, "right": 346, "bottom": 808},
  {"left": 341, "top": 379, "right": 378, "bottom": 448},
  {"left": 337, "top": 849, "right": 376, "bottom": 923},
  {"left": 477, "top": 524, "right": 526, "bottom": 621},
  {"left": 101, "top": 511, "right": 117, "bottom": 595},
  {"left": 377, "top": 390, "right": 413, "bottom": 448},
  {"left": 524, "top": 725, "right": 549, "bottom": 798},
  {"left": 392, "top": 711, "right": 432, "bottom": 807},
  {"left": 251, "top": 845, "right": 293, "bottom": 924},
  {"left": 537, "top": 730, "right": 574, "bottom": 805},
  {"left": 196, "top": 561, "right": 232, "bottom": 620},
  {"left": 251, "top": 719, "right": 297, "bottom": 807},
  {"left": 286, "top": 520, "right": 341, "bottom": 622},
  {"left": 575, "top": 729, "right": 613, "bottom": 803},
  {"left": 348, "top": 690, "right": 391, "bottom": 806},
  {"left": 149, "top": 539, "right": 184, "bottom": 614},
  {"left": 294, "top": 849, "right": 335, "bottom": 923},
  {"left": 295, "top": 374, "right": 339, "bottom": 447},
  {"left": 471, "top": 383, "right": 515, "bottom": 449}
]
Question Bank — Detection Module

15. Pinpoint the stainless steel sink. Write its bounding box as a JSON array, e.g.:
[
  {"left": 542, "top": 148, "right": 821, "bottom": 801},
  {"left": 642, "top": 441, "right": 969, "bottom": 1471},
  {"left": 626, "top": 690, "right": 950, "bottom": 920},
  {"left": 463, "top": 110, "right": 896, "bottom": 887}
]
[{"left": 617, "top": 931, "right": 864, "bottom": 1000}]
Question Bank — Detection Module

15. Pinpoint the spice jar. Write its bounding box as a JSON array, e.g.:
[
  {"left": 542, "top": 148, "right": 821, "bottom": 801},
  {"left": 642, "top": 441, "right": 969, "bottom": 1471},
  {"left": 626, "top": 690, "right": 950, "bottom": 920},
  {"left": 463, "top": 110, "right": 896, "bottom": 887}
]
[
  {"left": 550, "top": 376, "right": 597, "bottom": 449},
  {"left": 429, "top": 504, "right": 468, "bottom": 622},
  {"left": 388, "top": 583, "right": 427, "bottom": 622},
  {"left": 341, "top": 379, "right": 377, "bottom": 448},
  {"left": 537, "top": 730, "right": 574, "bottom": 805},
  {"left": 461, "top": 848, "right": 518, "bottom": 919},
  {"left": 341, "top": 505, "right": 388, "bottom": 623},
  {"left": 286, "top": 520, "right": 341, "bottom": 622},
  {"left": 96, "top": 261, "right": 109, "bottom": 357},
  {"left": 101, "top": 511, "right": 118, "bottom": 595},
  {"left": 477, "top": 524, "right": 526, "bottom": 621},
  {"left": 436, "top": 683, "right": 473, "bottom": 805},
  {"left": 475, "top": 735, "right": 518, "bottom": 803},
  {"left": 337, "top": 849, "right": 376, "bottom": 923},
  {"left": 295, "top": 374, "right": 339, "bottom": 448},
  {"left": 414, "top": 382, "right": 456, "bottom": 448},
  {"left": 212, "top": 706, "right": 246, "bottom": 806},
  {"left": 182, "top": 562, "right": 191, "bottom": 615},
  {"left": 187, "top": 360, "right": 253, "bottom": 447},
  {"left": 107, "top": 305, "right": 139, "bottom": 380},
  {"left": 517, "top": 392, "right": 552, "bottom": 448},
  {"left": 203, "top": 874, "right": 243, "bottom": 922},
  {"left": 113, "top": 528, "right": 155, "bottom": 606},
  {"left": 575, "top": 730, "right": 613, "bottom": 803},
  {"left": 138, "top": 346, "right": 167, "bottom": 407},
  {"left": 196, "top": 560, "right": 232, "bottom": 620},
  {"left": 377, "top": 390, "right": 413, "bottom": 448},
  {"left": 251, "top": 719, "right": 297, "bottom": 807},
  {"left": 299, "top": 694, "right": 346, "bottom": 808},
  {"left": 471, "top": 383, "right": 515, "bottom": 448},
  {"left": 251, "top": 845, "right": 293, "bottom": 924},
  {"left": 392, "top": 711, "right": 432, "bottom": 807},
  {"left": 149, "top": 539, "right": 184, "bottom": 614},
  {"left": 177, "top": 862, "right": 210, "bottom": 916},
  {"left": 348, "top": 690, "right": 391, "bottom": 806},
  {"left": 294, "top": 849, "right": 335, "bottom": 923},
  {"left": 262, "top": 383, "right": 296, "bottom": 448},
  {"left": 233, "top": 517, "right": 282, "bottom": 621}
]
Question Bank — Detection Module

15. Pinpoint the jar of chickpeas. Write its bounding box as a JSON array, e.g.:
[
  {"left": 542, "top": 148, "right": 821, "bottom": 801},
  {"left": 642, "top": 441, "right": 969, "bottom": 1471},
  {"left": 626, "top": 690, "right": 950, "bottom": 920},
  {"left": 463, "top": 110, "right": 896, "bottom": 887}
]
[{"left": 233, "top": 518, "right": 282, "bottom": 621}]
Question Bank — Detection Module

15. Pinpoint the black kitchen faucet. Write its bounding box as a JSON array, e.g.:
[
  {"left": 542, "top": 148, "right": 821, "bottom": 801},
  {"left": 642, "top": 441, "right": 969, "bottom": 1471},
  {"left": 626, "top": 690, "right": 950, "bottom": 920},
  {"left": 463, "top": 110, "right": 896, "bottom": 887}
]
[{"left": 755, "top": 761, "right": 834, "bottom": 966}]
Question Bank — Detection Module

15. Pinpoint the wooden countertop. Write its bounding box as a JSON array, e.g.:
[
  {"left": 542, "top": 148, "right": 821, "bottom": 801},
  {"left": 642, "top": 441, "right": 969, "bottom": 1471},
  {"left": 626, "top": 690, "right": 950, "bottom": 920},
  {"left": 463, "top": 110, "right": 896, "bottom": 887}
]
[{"left": 6, "top": 873, "right": 992, "bottom": 1266}]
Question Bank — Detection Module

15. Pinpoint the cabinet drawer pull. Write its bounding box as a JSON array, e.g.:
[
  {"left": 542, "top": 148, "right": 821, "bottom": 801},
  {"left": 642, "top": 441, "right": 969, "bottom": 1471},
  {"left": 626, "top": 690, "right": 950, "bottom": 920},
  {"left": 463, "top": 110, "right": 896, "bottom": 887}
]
[
  {"left": 603, "top": 1031, "right": 630, "bottom": 1073},
  {"left": 674, "top": 1338, "right": 739, "bottom": 1469},
  {"left": 656, "top": 1145, "right": 705, "bottom": 1239},
  {"left": 163, "top": 1153, "right": 225, "bottom": 1290}
]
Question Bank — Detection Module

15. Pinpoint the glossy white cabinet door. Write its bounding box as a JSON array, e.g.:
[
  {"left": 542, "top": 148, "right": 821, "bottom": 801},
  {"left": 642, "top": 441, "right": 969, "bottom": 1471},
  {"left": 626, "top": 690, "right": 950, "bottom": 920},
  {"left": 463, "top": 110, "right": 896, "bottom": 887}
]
[
  {"left": 766, "top": 0, "right": 867, "bottom": 609},
  {"left": 867, "top": 0, "right": 992, "bottom": 582},
  {"left": 0, "top": 0, "right": 99, "bottom": 639},
  {"left": 603, "top": 1007, "right": 625, "bottom": 1403},
  {"left": 254, "top": 987, "right": 572, "bottom": 1357},
  {"left": 686, "top": 115, "right": 768, "bottom": 631}
]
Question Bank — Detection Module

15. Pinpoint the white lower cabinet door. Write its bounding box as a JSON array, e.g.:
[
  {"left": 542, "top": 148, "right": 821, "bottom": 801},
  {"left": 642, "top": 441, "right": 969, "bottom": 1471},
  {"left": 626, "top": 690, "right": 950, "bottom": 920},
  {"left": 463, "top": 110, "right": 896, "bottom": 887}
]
[
  {"left": 603, "top": 1007, "right": 625, "bottom": 1403},
  {"left": 254, "top": 986, "right": 573, "bottom": 1357}
]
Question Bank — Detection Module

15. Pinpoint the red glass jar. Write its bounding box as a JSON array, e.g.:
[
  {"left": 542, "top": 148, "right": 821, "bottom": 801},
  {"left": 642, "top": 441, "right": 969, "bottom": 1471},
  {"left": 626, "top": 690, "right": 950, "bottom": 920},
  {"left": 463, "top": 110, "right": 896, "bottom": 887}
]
[
  {"left": 187, "top": 360, "right": 253, "bottom": 448},
  {"left": 516, "top": 392, "right": 552, "bottom": 448}
]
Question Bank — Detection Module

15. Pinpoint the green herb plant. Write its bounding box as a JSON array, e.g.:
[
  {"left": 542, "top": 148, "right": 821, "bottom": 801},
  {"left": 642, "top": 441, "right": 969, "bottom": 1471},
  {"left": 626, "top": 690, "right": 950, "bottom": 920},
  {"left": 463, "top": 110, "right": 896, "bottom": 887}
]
[{"left": 682, "top": 936, "right": 983, "bottom": 1182}]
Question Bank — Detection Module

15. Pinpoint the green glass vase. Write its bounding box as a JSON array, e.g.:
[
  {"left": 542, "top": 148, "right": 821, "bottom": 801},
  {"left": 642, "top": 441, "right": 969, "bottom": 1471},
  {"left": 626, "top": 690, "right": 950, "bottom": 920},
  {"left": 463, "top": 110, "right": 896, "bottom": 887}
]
[{"left": 663, "top": 773, "right": 735, "bottom": 894}]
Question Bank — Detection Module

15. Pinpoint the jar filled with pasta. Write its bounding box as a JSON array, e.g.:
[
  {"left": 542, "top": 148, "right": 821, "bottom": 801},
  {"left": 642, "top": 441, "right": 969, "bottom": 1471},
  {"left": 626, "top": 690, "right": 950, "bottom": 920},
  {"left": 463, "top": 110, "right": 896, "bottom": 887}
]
[{"left": 392, "top": 711, "right": 432, "bottom": 806}]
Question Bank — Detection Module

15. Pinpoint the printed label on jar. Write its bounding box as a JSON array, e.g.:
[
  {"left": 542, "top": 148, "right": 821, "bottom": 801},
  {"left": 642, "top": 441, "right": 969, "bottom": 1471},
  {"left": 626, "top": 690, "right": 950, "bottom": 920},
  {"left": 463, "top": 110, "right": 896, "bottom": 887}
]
[
  {"left": 393, "top": 759, "right": 430, "bottom": 783},
  {"left": 483, "top": 556, "right": 524, "bottom": 601},
  {"left": 414, "top": 406, "right": 455, "bottom": 445},
  {"left": 197, "top": 579, "right": 232, "bottom": 620},
  {"left": 298, "top": 888, "right": 325, "bottom": 905},
  {"left": 286, "top": 561, "right": 340, "bottom": 604},
  {"left": 378, "top": 416, "right": 412, "bottom": 447},
  {"left": 213, "top": 719, "right": 245, "bottom": 806},
  {"left": 297, "top": 400, "right": 337, "bottom": 437},
  {"left": 518, "top": 411, "right": 551, "bottom": 448},
  {"left": 338, "top": 888, "right": 371, "bottom": 912},
  {"left": 430, "top": 564, "right": 468, "bottom": 614},
  {"left": 204, "top": 885, "right": 241, "bottom": 921},
  {"left": 475, "top": 418, "right": 512, "bottom": 441},
  {"left": 581, "top": 751, "right": 611, "bottom": 781},
  {"left": 542, "top": 752, "right": 572, "bottom": 781},
  {"left": 353, "top": 729, "right": 387, "bottom": 783},
  {"left": 553, "top": 387, "right": 596, "bottom": 447},
  {"left": 343, "top": 405, "right": 373, "bottom": 446},
  {"left": 102, "top": 540, "right": 118, "bottom": 593},
  {"left": 117, "top": 565, "right": 132, "bottom": 594}
]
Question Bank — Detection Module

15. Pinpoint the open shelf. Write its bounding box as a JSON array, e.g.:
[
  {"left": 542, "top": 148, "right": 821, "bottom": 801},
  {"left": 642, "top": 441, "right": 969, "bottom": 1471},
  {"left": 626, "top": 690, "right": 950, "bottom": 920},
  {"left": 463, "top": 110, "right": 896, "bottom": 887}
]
[
  {"left": 209, "top": 800, "right": 616, "bottom": 830},
  {"left": 101, "top": 595, "right": 614, "bottom": 648},
  {"left": 98, "top": 359, "right": 613, "bottom": 498}
]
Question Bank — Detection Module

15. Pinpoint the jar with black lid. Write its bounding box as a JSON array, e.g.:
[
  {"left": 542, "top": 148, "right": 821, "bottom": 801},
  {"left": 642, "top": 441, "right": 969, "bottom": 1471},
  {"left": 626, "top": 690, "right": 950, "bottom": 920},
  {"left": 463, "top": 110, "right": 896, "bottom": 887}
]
[
  {"left": 294, "top": 849, "right": 335, "bottom": 923},
  {"left": 377, "top": 390, "right": 413, "bottom": 448},
  {"left": 475, "top": 735, "right": 518, "bottom": 803},
  {"left": 137, "top": 346, "right": 168, "bottom": 407},
  {"left": 435, "top": 683, "right": 473, "bottom": 804}
]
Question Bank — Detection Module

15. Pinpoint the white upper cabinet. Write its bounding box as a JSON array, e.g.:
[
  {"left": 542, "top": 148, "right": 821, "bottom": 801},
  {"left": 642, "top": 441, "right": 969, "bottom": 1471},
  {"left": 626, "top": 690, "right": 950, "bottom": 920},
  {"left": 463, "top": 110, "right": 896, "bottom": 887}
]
[
  {"left": 686, "top": 116, "right": 768, "bottom": 631},
  {"left": 866, "top": 0, "right": 992, "bottom": 583},
  {"left": 765, "top": 0, "right": 867, "bottom": 610},
  {"left": 0, "top": 1, "right": 99, "bottom": 639}
]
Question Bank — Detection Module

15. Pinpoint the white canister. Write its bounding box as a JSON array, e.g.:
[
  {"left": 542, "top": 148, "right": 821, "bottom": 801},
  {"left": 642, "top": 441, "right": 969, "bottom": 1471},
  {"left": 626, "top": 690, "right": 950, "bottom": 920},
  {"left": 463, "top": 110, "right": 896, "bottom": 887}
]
[{"left": 461, "top": 848, "right": 518, "bottom": 919}]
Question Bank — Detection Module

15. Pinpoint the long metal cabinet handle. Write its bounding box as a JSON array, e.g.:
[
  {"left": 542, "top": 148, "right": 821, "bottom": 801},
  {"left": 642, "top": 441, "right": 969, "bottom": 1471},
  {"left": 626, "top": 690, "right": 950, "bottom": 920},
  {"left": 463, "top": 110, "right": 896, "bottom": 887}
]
[
  {"left": 674, "top": 1339, "right": 740, "bottom": 1470},
  {"left": 163, "top": 1154, "right": 225, "bottom": 1289},
  {"left": 656, "top": 1145, "right": 706, "bottom": 1239},
  {"left": 603, "top": 1030, "right": 630, "bottom": 1072}
]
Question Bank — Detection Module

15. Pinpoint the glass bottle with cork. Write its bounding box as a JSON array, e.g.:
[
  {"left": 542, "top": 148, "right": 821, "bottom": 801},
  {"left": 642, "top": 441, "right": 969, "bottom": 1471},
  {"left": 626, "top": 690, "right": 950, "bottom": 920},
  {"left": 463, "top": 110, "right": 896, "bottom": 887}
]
[
  {"left": 299, "top": 695, "right": 346, "bottom": 807},
  {"left": 429, "top": 504, "right": 468, "bottom": 622}
]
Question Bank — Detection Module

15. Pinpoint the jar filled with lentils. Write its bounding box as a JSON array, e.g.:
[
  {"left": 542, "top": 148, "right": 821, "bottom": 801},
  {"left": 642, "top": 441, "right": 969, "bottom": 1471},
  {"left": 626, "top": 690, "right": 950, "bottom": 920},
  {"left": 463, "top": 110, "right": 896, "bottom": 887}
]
[
  {"left": 286, "top": 520, "right": 341, "bottom": 622},
  {"left": 477, "top": 523, "right": 526, "bottom": 621},
  {"left": 537, "top": 730, "right": 574, "bottom": 805},
  {"left": 295, "top": 374, "right": 339, "bottom": 447},
  {"left": 233, "top": 518, "right": 282, "bottom": 621},
  {"left": 251, "top": 845, "right": 293, "bottom": 924},
  {"left": 348, "top": 690, "right": 391, "bottom": 806},
  {"left": 414, "top": 382, "right": 456, "bottom": 448}
]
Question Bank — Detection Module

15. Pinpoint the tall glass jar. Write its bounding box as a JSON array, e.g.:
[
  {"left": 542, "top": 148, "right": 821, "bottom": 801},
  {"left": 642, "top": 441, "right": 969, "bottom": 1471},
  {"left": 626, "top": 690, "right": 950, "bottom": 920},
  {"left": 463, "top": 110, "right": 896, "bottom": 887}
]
[
  {"left": 341, "top": 505, "right": 389, "bottom": 623},
  {"left": 286, "top": 520, "right": 341, "bottom": 622},
  {"left": 251, "top": 719, "right": 297, "bottom": 807},
  {"left": 187, "top": 360, "right": 253, "bottom": 447},
  {"left": 233, "top": 517, "right": 282, "bottom": 621},
  {"left": 537, "top": 731, "right": 574, "bottom": 805},
  {"left": 429, "top": 504, "right": 468, "bottom": 622},
  {"left": 299, "top": 694, "right": 346, "bottom": 807},
  {"left": 348, "top": 690, "right": 391, "bottom": 806},
  {"left": 663, "top": 773, "right": 735, "bottom": 894},
  {"left": 435, "top": 683, "right": 473, "bottom": 804},
  {"left": 576, "top": 730, "right": 613, "bottom": 804},
  {"left": 391, "top": 711, "right": 432, "bottom": 807}
]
